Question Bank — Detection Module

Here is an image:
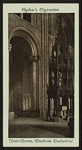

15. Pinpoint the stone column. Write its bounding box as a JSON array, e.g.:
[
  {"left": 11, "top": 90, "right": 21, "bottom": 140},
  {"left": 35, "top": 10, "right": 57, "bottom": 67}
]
[
  {"left": 44, "top": 13, "right": 49, "bottom": 116},
  {"left": 36, "top": 56, "right": 39, "bottom": 111},
  {"left": 47, "top": 97, "right": 51, "bottom": 120},
  {"left": 38, "top": 56, "right": 42, "bottom": 116},
  {"left": 9, "top": 43, "right": 14, "bottom": 120},
  {"left": 31, "top": 13, "right": 36, "bottom": 26},
  {"left": 31, "top": 13, "right": 34, "bottom": 25},
  {"left": 51, "top": 14, "right": 55, "bottom": 41},
  {"left": 48, "top": 13, "right": 51, "bottom": 35},
  {"left": 41, "top": 13, "right": 45, "bottom": 116},
  {"left": 9, "top": 55, "right": 13, "bottom": 112},
  {"left": 70, "top": 96, "right": 73, "bottom": 114},
  {"left": 20, "top": 13, "right": 23, "bottom": 19},
  {"left": 41, "top": 13, "right": 49, "bottom": 117},
  {"left": 36, "top": 13, "right": 41, "bottom": 29},
  {"left": 43, "top": 13, "right": 47, "bottom": 117},
  {"left": 67, "top": 46, "right": 69, "bottom": 90},
  {"left": 67, "top": 96, "right": 70, "bottom": 116},
  {"left": 32, "top": 57, "right": 37, "bottom": 110},
  {"left": 33, "top": 13, "right": 37, "bottom": 26},
  {"left": 34, "top": 13, "right": 37, "bottom": 26}
]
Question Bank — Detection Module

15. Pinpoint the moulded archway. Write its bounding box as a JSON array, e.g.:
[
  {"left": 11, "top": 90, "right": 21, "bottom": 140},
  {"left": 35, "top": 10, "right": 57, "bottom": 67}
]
[
  {"left": 9, "top": 27, "right": 41, "bottom": 57},
  {"left": 9, "top": 29, "right": 40, "bottom": 116}
]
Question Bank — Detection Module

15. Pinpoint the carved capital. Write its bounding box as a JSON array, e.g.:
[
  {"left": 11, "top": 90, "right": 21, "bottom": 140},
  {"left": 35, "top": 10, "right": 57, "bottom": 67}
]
[
  {"left": 29, "top": 55, "right": 37, "bottom": 62},
  {"left": 9, "top": 44, "right": 12, "bottom": 52},
  {"left": 37, "top": 55, "right": 41, "bottom": 60}
]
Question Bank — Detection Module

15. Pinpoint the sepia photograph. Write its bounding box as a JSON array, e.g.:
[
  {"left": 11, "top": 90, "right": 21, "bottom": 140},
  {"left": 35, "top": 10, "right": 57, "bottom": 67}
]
[
  {"left": 9, "top": 12, "right": 74, "bottom": 138},
  {"left": 3, "top": 3, "right": 79, "bottom": 147}
]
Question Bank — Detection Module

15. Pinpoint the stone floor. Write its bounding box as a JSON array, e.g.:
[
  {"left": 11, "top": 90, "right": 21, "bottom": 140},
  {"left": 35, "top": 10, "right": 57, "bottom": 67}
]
[{"left": 9, "top": 117, "right": 69, "bottom": 138}]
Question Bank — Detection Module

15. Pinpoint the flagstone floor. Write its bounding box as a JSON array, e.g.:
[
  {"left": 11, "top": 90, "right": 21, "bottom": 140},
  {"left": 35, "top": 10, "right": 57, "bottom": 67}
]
[{"left": 9, "top": 117, "right": 69, "bottom": 138}]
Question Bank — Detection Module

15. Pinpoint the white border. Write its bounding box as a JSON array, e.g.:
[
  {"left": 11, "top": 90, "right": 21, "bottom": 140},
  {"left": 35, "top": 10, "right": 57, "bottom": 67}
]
[{"left": 3, "top": 3, "right": 79, "bottom": 147}]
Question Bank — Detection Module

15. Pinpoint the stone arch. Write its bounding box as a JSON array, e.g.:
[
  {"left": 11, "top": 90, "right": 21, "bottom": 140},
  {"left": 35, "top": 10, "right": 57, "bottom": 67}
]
[
  {"left": 9, "top": 27, "right": 40, "bottom": 114},
  {"left": 9, "top": 27, "right": 41, "bottom": 57}
]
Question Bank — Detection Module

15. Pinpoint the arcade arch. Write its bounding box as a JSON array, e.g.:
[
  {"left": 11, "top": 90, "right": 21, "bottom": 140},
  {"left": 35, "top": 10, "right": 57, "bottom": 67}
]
[{"left": 9, "top": 29, "right": 40, "bottom": 116}]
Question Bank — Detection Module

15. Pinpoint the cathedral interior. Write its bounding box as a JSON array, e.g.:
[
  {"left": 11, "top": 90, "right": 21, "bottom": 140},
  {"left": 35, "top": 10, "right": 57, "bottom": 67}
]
[{"left": 9, "top": 13, "right": 74, "bottom": 123}]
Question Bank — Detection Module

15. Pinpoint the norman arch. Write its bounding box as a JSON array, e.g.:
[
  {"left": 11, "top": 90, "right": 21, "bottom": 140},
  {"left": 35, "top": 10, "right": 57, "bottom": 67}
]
[
  {"left": 9, "top": 28, "right": 41, "bottom": 116},
  {"left": 9, "top": 27, "right": 41, "bottom": 57}
]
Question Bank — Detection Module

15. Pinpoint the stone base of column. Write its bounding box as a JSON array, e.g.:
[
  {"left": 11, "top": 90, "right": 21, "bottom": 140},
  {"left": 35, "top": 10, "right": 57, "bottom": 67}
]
[
  {"left": 9, "top": 112, "right": 14, "bottom": 120},
  {"left": 40, "top": 110, "right": 43, "bottom": 117},
  {"left": 43, "top": 110, "right": 48, "bottom": 120},
  {"left": 47, "top": 115, "right": 51, "bottom": 121},
  {"left": 54, "top": 117, "right": 60, "bottom": 122},
  {"left": 50, "top": 110, "right": 54, "bottom": 117},
  {"left": 43, "top": 110, "right": 46, "bottom": 117}
]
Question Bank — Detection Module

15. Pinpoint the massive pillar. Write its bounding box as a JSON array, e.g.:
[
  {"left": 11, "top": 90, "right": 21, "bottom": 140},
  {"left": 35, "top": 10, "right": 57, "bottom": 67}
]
[
  {"left": 41, "top": 13, "right": 49, "bottom": 117},
  {"left": 38, "top": 56, "right": 43, "bottom": 116},
  {"left": 44, "top": 13, "right": 49, "bottom": 115},
  {"left": 32, "top": 58, "right": 37, "bottom": 110}
]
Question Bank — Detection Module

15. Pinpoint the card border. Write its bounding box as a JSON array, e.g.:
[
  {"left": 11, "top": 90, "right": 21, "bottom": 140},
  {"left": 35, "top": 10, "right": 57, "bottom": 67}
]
[{"left": 1, "top": 1, "right": 81, "bottom": 149}]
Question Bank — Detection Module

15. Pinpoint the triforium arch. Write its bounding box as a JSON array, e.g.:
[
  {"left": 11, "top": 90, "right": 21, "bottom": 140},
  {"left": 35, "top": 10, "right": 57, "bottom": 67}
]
[{"left": 9, "top": 28, "right": 41, "bottom": 116}]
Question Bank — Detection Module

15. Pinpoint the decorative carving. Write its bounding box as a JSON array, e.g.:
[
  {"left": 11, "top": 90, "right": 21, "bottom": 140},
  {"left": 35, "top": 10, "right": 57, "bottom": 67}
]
[
  {"left": 9, "top": 44, "right": 12, "bottom": 52},
  {"left": 47, "top": 15, "right": 74, "bottom": 119},
  {"left": 29, "top": 55, "right": 37, "bottom": 62}
]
